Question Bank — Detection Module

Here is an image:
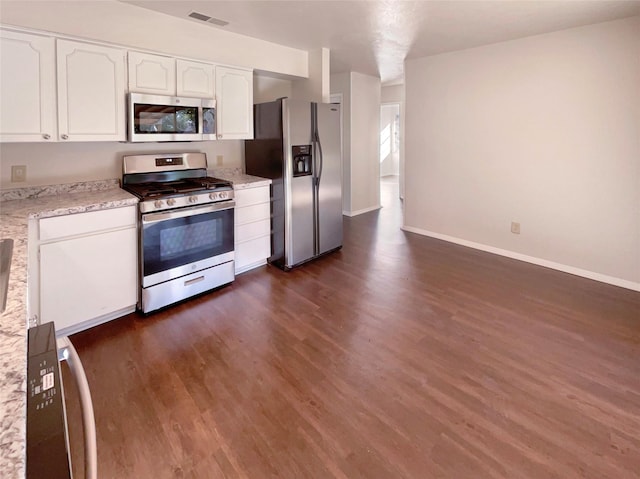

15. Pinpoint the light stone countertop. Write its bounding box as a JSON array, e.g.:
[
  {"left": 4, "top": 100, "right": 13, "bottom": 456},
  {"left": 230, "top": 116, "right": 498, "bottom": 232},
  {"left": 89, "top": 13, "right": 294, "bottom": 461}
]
[
  {"left": 0, "top": 180, "right": 138, "bottom": 479},
  {"left": 209, "top": 168, "right": 272, "bottom": 189},
  {"left": 0, "top": 173, "right": 268, "bottom": 477}
]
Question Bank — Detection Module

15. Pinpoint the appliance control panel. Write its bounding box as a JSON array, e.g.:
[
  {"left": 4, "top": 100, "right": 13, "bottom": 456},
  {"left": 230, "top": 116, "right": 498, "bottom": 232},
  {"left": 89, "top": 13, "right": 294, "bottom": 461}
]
[
  {"left": 27, "top": 322, "right": 72, "bottom": 479},
  {"left": 140, "top": 190, "right": 235, "bottom": 213}
]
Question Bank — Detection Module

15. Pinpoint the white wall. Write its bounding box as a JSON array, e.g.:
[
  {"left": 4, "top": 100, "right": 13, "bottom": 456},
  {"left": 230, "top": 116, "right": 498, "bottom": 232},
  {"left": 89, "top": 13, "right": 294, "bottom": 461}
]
[
  {"left": 380, "top": 104, "right": 399, "bottom": 177},
  {"left": 331, "top": 72, "right": 381, "bottom": 216},
  {"left": 381, "top": 85, "right": 403, "bottom": 103},
  {"left": 382, "top": 84, "right": 405, "bottom": 198},
  {"left": 330, "top": 73, "right": 352, "bottom": 213},
  {"left": 292, "top": 48, "right": 330, "bottom": 102},
  {"left": 254, "top": 75, "right": 293, "bottom": 104},
  {"left": 351, "top": 73, "right": 381, "bottom": 215},
  {"left": 404, "top": 16, "right": 640, "bottom": 288},
  {"left": 0, "top": 0, "right": 307, "bottom": 77},
  {"left": 0, "top": 141, "right": 243, "bottom": 189}
]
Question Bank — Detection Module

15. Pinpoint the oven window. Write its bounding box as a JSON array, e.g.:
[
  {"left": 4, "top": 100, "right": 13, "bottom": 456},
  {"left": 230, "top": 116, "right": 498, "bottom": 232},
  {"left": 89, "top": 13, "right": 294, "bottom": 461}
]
[
  {"left": 134, "top": 104, "right": 198, "bottom": 134},
  {"left": 143, "top": 208, "right": 233, "bottom": 276}
]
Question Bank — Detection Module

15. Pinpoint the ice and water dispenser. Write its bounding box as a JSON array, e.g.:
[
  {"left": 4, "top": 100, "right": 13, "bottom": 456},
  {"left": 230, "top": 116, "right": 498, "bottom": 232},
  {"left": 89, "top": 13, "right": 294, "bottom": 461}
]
[{"left": 292, "top": 145, "right": 312, "bottom": 177}]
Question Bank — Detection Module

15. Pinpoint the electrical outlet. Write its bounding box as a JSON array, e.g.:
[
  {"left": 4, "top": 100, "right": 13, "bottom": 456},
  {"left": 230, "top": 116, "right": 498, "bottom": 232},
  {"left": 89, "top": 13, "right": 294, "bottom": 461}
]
[
  {"left": 511, "top": 221, "right": 521, "bottom": 234},
  {"left": 11, "top": 165, "right": 26, "bottom": 182},
  {"left": 216, "top": 155, "right": 224, "bottom": 166}
]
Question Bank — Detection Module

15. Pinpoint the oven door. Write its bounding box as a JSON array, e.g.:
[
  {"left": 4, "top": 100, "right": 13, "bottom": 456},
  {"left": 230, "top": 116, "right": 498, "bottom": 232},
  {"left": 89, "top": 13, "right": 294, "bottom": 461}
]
[{"left": 141, "top": 201, "right": 235, "bottom": 288}]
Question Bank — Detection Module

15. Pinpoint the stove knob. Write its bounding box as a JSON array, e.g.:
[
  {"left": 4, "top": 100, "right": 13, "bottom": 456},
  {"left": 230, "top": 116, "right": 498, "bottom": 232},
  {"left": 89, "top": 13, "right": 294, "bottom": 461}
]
[
  {"left": 209, "top": 192, "right": 218, "bottom": 200},
  {"left": 219, "top": 192, "right": 227, "bottom": 199},
  {"left": 167, "top": 198, "right": 176, "bottom": 206},
  {"left": 154, "top": 200, "right": 163, "bottom": 209},
  {"left": 189, "top": 196, "right": 198, "bottom": 204}
]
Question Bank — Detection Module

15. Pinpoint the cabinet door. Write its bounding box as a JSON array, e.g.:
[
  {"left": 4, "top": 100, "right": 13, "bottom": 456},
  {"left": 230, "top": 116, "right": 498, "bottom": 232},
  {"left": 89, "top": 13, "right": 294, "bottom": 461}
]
[
  {"left": 176, "top": 59, "right": 215, "bottom": 98},
  {"left": 40, "top": 227, "right": 137, "bottom": 332},
  {"left": 57, "top": 39, "right": 126, "bottom": 141},
  {"left": 215, "top": 66, "right": 254, "bottom": 140},
  {"left": 128, "top": 51, "right": 176, "bottom": 95},
  {"left": 0, "top": 29, "right": 56, "bottom": 142}
]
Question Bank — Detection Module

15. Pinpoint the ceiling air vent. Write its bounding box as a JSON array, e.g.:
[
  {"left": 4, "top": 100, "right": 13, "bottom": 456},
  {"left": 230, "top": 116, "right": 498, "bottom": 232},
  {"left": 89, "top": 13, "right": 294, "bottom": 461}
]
[{"left": 188, "top": 11, "right": 229, "bottom": 27}]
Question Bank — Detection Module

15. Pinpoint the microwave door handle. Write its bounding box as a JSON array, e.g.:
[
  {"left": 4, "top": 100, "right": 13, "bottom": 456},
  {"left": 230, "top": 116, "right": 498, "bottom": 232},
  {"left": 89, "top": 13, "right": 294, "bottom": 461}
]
[
  {"left": 57, "top": 337, "right": 97, "bottom": 479},
  {"left": 142, "top": 201, "right": 235, "bottom": 224}
]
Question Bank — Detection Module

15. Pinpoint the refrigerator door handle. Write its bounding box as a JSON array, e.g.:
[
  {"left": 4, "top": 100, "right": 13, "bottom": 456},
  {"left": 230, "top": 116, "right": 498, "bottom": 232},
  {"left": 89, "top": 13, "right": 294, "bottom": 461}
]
[{"left": 315, "top": 130, "right": 324, "bottom": 185}]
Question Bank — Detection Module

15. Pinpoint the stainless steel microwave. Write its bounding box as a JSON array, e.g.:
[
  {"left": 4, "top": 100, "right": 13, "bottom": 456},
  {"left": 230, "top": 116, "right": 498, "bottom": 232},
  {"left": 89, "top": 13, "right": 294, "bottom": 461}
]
[{"left": 128, "top": 93, "right": 216, "bottom": 142}]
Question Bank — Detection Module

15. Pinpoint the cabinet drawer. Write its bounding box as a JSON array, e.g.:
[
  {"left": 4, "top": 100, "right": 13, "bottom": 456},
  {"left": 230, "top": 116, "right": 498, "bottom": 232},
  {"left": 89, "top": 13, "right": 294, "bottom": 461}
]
[
  {"left": 235, "top": 235, "right": 270, "bottom": 270},
  {"left": 40, "top": 206, "right": 136, "bottom": 241},
  {"left": 236, "top": 219, "right": 269, "bottom": 244},
  {"left": 235, "top": 202, "right": 270, "bottom": 226},
  {"left": 234, "top": 185, "right": 270, "bottom": 208}
]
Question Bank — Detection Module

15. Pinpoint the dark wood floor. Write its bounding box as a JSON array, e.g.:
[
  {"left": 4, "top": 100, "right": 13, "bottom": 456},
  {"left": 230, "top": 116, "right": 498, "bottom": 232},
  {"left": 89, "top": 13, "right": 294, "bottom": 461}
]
[{"left": 64, "top": 179, "right": 640, "bottom": 478}]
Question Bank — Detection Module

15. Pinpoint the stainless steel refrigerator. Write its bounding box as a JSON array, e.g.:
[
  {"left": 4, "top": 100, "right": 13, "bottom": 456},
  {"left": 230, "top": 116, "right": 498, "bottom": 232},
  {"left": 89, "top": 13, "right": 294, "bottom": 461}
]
[{"left": 245, "top": 98, "right": 342, "bottom": 270}]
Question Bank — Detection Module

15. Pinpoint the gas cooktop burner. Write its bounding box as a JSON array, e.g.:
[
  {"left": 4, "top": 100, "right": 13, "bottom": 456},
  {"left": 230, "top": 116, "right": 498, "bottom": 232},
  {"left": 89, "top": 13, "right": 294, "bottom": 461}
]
[
  {"left": 125, "top": 177, "right": 232, "bottom": 200},
  {"left": 121, "top": 153, "right": 235, "bottom": 213}
]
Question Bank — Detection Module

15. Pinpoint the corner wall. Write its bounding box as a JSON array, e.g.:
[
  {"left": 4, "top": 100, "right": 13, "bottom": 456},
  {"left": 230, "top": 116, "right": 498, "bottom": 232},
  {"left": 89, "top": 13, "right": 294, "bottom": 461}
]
[
  {"left": 292, "top": 48, "right": 330, "bottom": 102},
  {"left": 330, "top": 73, "right": 352, "bottom": 213},
  {"left": 404, "top": 16, "right": 640, "bottom": 288},
  {"left": 254, "top": 75, "right": 293, "bottom": 104},
  {"left": 331, "top": 72, "right": 381, "bottom": 216}
]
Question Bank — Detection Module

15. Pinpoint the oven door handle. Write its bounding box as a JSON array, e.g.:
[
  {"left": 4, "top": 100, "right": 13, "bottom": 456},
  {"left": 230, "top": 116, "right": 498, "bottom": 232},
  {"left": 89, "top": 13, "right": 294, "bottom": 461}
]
[{"left": 142, "top": 200, "right": 235, "bottom": 224}]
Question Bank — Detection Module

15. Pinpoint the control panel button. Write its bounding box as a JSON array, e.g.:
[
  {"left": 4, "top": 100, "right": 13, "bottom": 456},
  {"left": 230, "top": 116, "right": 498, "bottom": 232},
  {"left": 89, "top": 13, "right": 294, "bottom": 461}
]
[
  {"left": 189, "top": 196, "right": 198, "bottom": 204},
  {"left": 167, "top": 198, "right": 176, "bottom": 206},
  {"left": 209, "top": 193, "right": 218, "bottom": 200},
  {"left": 154, "top": 200, "right": 163, "bottom": 208}
]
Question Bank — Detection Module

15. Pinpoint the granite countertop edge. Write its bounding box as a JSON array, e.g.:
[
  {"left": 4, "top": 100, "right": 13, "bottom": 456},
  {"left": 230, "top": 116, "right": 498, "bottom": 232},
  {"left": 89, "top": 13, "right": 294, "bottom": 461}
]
[
  {"left": 208, "top": 168, "right": 272, "bottom": 189},
  {"left": 0, "top": 180, "right": 138, "bottom": 479}
]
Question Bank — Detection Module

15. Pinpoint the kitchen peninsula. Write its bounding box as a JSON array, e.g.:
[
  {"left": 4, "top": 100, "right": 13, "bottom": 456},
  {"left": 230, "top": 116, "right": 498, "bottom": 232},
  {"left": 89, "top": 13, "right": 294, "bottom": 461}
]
[{"left": 0, "top": 180, "right": 138, "bottom": 478}]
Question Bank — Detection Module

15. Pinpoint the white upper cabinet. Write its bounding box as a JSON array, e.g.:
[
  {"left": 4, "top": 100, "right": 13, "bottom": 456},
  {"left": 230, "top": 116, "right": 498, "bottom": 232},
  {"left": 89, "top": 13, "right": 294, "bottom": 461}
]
[
  {"left": 215, "top": 66, "right": 254, "bottom": 140},
  {"left": 176, "top": 59, "right": 215, "bottom": 98},
  {"left": 128, "top": 53, "right": 216, "bottom": 99},
  {"left": 57, "top": 39, "right": 126, "bottom": 141},
  {"left": 0, "top": 29, "right": 57, "bottom": 142},
  {"left": 128, "top": 51, "right": 176, "bottom": 95}
]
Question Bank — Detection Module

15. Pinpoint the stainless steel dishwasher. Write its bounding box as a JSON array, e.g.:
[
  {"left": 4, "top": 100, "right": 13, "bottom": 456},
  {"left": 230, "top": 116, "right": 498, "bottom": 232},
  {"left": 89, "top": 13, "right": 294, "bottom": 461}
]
[{"left": 27, "top": 322, "right": 97, "bottom": 479}]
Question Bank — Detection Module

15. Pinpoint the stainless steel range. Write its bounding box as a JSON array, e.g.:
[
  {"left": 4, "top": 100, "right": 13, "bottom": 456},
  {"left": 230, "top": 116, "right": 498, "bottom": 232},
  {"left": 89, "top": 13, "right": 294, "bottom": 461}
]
[{"left": 122, "top": 152, "right": 235, "bottom": 313}]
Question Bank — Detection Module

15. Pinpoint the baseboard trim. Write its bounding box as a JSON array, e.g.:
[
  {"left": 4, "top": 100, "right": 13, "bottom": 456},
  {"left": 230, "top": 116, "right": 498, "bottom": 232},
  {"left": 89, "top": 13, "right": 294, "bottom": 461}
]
[
  {"left": 343, "top": 205, "right": 382, "bottom": 217},
  {"left": 57, "top": 305, "right": 136, "bottom": 337},
  {"left": 401, "top": 226, "right": 640, "bottom": 292}
]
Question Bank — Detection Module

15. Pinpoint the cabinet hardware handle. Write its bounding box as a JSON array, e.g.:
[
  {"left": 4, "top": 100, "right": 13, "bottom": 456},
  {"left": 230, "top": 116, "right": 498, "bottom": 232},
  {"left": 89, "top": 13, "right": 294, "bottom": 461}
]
[
  {"left": 42, "top": 134, "right": 51, "bottom": 140},
  {"left": 184, "top": 276, "right": 205, "bottom": 286},
  {"left": 61, "top": 134, "right": 69, "bottom": 140}
]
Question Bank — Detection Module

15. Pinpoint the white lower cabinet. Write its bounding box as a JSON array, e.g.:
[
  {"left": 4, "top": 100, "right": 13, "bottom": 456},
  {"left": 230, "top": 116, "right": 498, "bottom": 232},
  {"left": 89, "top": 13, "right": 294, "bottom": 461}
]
[
  {"left": 30, "top": 206, "right": 137, "bottom": 335},
  {"left": 234, "top": 184, "right": 271, "bottom": 273}
]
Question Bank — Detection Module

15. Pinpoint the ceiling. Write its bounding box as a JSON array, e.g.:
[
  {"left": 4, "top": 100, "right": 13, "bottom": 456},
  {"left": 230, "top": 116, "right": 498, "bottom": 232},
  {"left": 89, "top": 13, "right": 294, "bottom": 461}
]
[{"left": 123, "top": 1, "right": 640, "bottom": 85}]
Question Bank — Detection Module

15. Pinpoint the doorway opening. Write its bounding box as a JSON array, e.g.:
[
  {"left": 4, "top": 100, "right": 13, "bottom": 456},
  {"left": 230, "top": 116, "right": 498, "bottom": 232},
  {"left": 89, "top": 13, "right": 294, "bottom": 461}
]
[{"left": 380, "top": 103, "right": 401, "bottom": 208}]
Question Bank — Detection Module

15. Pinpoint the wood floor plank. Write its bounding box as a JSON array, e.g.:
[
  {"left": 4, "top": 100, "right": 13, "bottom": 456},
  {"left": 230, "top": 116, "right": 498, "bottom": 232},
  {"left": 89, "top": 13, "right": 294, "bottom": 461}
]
[{"left": 62, "top": 179, "right": 640, "bottom": 478}]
